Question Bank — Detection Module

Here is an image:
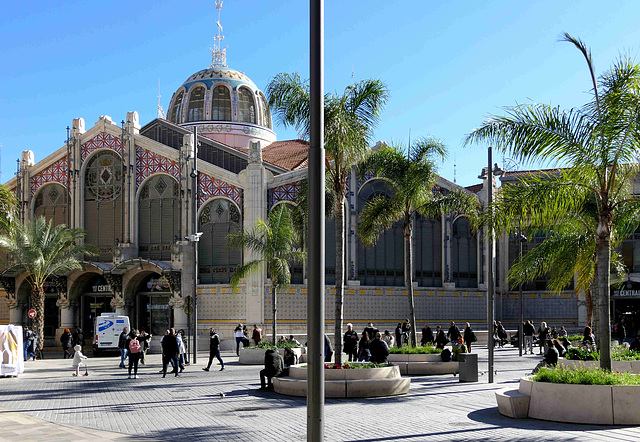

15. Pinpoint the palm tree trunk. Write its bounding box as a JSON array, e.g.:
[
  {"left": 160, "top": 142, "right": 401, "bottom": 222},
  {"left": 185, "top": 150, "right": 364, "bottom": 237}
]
[
  {"left": 334, "top": 199, "right": 345, "bottom": 365},
  {"left": 272, "top": 285, "right": 277, "bottom": 345},
  {"left": 32, "top": 285, "right": 45, "bottom": 352},
  {"left": 404, "top": 223, "right": 417, "bottom": 346},
  {"left": 596, "top": 231, "right": 612, "bottom": 371}
]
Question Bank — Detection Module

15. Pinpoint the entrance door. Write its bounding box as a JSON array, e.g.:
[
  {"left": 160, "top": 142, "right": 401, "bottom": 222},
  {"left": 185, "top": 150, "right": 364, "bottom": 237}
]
[
  {"left": 81, "top": 294, "right": 113, "bottom": 338},
  {"left": 44, "top": 296, "right": 58, "bottom": 338},
  {"left": 138, "top": 294, "right": 171, "bottom": 336}
]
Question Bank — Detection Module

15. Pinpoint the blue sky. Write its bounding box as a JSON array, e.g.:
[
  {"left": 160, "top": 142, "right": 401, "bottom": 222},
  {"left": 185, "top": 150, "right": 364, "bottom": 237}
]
[{"left": 2, "top": 1, "right": 640, "bottom": 186}]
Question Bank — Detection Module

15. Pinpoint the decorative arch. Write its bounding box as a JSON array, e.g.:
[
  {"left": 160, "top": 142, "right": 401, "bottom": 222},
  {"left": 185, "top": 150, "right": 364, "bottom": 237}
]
[
  {"left": 169, "top": 88, "right": 186, "bottom": 124},
  {"left": 237, "top": 86, "right": 256, "bottom": 124},
  {"left": 451, "top": 216, "right": 477, "bottom": 288},
  {"left": 258, "top": 92, "right": 272, "bottom": 129},
  {"left": 198, "top": 198, "right": 242, "bottom": 284},
  {"left": 211, "top": 84, "right": 232, "bottom": 121},
  {"left": 356, "top": 179, "right": 404, "bottom": 286},
  {"left": 80, "top": 132, "right": 124, "bottom": 163},
  {"left": 30, "top": 157, "right": 69, "bottom": 196},
  {"left": 32, "top": 182, "right": 68, "bottom": 227},
  {"left": 138, "top": 174, "right": 180, "bottom": 261},
  {"left": 414, "top": 214, "right": 442, "bottom": 287},
  {"left": 187, "top": 84, "right": 206, "bottom": 122},
  {"left": 83, "top": 149, "right": 124, "bottom": 262}
]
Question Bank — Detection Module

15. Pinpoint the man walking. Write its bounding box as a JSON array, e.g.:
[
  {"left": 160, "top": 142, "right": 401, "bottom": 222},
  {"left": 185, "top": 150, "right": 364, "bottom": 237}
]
[
  {"left": 203, "top": 327, "right": 225, "bottom": 372},
  {"left": 523, "top": 320, "right": 535, "bottom": 354},
  {"left": 118, "top": 327, "right": 129, "bottom": 368},
  {"left": 161, "top": 328, "right": 180, "bottom": 378}
]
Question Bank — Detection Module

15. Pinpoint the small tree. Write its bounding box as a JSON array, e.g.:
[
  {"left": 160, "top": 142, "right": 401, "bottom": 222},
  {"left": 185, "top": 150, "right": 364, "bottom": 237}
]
[
  {"left": 228, "top": 205, "right": 306, "bottom": 344},
  {"left": 0, "top": 216, "right": 96, "bottom": 351},
  {"left": 358, "top": 139, "right": 479, "bottom": 345}
]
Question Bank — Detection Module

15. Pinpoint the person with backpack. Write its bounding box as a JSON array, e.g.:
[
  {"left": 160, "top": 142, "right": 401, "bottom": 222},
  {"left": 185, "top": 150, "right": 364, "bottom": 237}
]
[
  {"left": 463, "top": 323, "right": 477, "bottom": 353},
  {"left": 126, "top": 330, "right": 142, "bottom": 379}
]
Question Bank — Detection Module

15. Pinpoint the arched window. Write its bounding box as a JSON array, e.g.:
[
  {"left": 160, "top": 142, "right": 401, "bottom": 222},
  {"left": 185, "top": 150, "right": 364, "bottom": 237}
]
[
  {"left": 356, "top": 180, "right": 404, "bottom": 286},
  {"left": 258, "top": 92, "right": 272, "bottom": 129},
  {"left": 198, "top": 199, "right": 242, "bottom": 283},
  {"left": 451, "top": 217, "right": 477, "bottom": 288},
  {"left": 211, "top": 85, "right": 232, "bottom": 121},
  {"left": 34, "top": 183, "right": 68, "bottom": 227},
  {"left": 414, "top": 215, "right": 442, "bottom": 287},
  {"left": 237, "top": 87, "right": 256, "bottom": 124},
  {"left": 138, "top": 175, "right": 180, "bottom": 261},
  {"left": 169, "top": 90, "right": 184, "bottom": 123},
  {"left": 84, "top": 151, "right": 124, "bottom": 262},
  {"left": 187, "top": 86, "right": 206, "bottom": 122}
]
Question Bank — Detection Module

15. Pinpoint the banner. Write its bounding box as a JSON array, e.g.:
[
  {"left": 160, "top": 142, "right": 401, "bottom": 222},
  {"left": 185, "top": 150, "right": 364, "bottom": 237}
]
[{"left": 0, "top": 325, "right": 24, "bottom": 377}]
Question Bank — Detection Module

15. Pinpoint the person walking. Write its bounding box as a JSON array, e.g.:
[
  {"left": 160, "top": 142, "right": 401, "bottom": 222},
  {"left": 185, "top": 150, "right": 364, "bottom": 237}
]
[
  {"left": 72, "top": 328, "right": 84, "bottom": 348},
  {"left": 538, "top": 322, "right": 550, "bottom": 355},
  {"left": 435, "top": 325, "right": 448, "bottom": 350},
  {"left": 137, "top": 329, "right": 152, "bottom": 365},
  {"left": 401, "top": 319, "right": 412, "bottom": 347},
  {"left": 463, "top": 322, "right": 477, "bottom": 353},
  {"left": 24, "top": 327, "right": 36, "bottom": 361},
  {"left": 203, "top": 328, "right": 225, "bottom": 372},
  {"left": 343, "top": 323, "right": 359, "bottom": 362},
  {"left": 118, "top": 327, "right": 129, "bottom": 368},
  {"left": 61, "top": 328, "right": 73, "bottom": 359},
  {"left": 523, "top": 320, "right": 535, "bottom": 354},
  {"left": 324, "top": 334, "right": 334, "bottom": 362},
  {"left": 126, "top": 331, "right": 142, "bottom": 379},
  {"left": 234, "top": 323, "right": 246, "bottom": 356},
  {"left": 161, "top": 328, "right": 180, "bottom": 378},
  {"left": 176, "top": 330, "right": 186, "bottom": 372},
  {"left": 447, "top": 322, "right": 461, "bottom": 347}
]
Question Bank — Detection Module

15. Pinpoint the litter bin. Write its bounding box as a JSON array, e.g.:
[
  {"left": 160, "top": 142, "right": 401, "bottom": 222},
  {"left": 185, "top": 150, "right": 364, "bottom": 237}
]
[{"left": 458, "top": 353, "right": 478, "bottom": 382}]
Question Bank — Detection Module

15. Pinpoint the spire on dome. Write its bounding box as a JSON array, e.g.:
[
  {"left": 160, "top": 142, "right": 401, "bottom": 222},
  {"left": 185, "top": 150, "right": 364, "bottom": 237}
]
[{"left": 210, "top": 0, "right": 228, "bottom": 68}]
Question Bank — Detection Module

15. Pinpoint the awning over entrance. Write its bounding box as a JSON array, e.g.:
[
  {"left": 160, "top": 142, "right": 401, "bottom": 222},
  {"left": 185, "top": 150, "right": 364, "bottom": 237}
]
[{"left": 611, "top": 280, "right": 640, "bottom": 299}]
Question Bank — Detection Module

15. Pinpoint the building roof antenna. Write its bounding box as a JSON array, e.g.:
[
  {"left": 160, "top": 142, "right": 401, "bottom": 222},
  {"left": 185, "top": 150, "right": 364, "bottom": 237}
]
[
  {"left": 210, "top": 0, "right": 228, "bottom": 67},
  {"left": 157, "top": 79, "right": 166, "bottom": 119}
]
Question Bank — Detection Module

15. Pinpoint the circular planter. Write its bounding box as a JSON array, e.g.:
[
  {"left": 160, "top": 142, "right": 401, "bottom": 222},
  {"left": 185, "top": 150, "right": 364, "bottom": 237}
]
[
  {"left": 519, "top": 377, "right": 640, "bottom": 425},
  {"left": 238, "top": 347, "right": 302, "bottom": 365},
  {"left": 274, "top": 364, "right": 410, "bottom": 398}
]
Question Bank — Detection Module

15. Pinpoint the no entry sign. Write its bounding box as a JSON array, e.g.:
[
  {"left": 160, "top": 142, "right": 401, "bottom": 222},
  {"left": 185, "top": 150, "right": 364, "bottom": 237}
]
[{"left": 28, "top": 309, "right": 36, "bottom": 319}]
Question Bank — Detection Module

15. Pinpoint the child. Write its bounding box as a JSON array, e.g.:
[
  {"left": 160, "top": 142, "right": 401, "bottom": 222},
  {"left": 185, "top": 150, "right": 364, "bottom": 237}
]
[{"left": 72, "top": 344, "right": 88, "bottom": 376}]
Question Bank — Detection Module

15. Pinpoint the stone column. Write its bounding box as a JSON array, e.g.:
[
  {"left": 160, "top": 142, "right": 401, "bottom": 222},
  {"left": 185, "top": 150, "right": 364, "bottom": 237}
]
[
  {"left": 57, "top": 297, "right": 74, "bottom": 331},
  {"left": 0, "top": 277, "right": 21, "bottom": 325}
]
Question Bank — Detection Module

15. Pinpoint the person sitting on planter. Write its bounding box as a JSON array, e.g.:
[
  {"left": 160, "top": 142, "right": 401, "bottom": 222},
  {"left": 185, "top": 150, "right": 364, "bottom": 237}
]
[
  {"left": 452, "top": 337, "right": 467, "bottom": 361},
  {"left": 260, "top": 348, "right": 283, "bottom": 391},
  {"left": 382, "top": 330, "right": 395, "bottom": 348},
  {"left": 369, "top": 332, "right": 390, "bottom": 364},
  {"left": 558, "top": 326, "right": 568, "bottom": 338},
  {"left": 287, "top": 335, "right": 301, "bottom": 347},
  {"left": 582, "top": 326, "right": 597, "bottom": 351},
  {"left": 532, "top": 339, "right": 559, "bottom": 374},
  {"left": 280, "top": 346, "right": 298, "bottom": 377},
  {"left": 552, "top": 338, "right": 567, "bottom": 358},
  {"left": 560, "top": 337, "right": 573, "bottom": 354},
  {"left": 435, "top": 326, "right": 448, "bottom": 350}
]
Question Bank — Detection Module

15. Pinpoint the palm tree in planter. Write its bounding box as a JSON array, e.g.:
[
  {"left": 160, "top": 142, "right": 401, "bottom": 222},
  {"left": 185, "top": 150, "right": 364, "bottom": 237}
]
[
  {"left": 465, "top": 34, "right": 640, "bottom": 370},
  {"left": 0, "top": 216, "right": 96, "bottom": 351},
  {"left": 358, "top": 139, "right": 480, "bottom": 345},
  {"left": 267, "top": 73, "right": 388, "bottom": 364},
  {"left": 227, "top": 205, "right": 306, "bottom": 344}
]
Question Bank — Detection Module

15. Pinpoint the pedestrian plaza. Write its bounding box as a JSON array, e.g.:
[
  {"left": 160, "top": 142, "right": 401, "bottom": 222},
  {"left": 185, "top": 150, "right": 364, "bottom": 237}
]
[{"left": 1, "top": 346, "right": 639, "bottom": 441}]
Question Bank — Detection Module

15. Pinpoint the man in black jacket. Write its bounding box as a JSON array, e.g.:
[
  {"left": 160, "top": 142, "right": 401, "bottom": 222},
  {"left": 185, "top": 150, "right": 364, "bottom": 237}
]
[
  {"left": 203, "top": 328, "right": 225, "bottom": 372},
  {"left": 161, "top": 328, "right": 180, "bottom": 378},
  {"left": 447, "top": 321, "right": 461, "bottom": 346},
  {"left": 369, "top": 332, "right": 390, "bottom": 364},
  {"left": 343, "top": 323, "right": 359, "bottom": 362},
  {"left": 118, "top": 327, "right": 129, "bottom": 368},
  {"left": 259, "top": 349, "right": 284, "bottom": 390},
  {"left": 523, "top": 320, "right": 535, "bottom": 354}
]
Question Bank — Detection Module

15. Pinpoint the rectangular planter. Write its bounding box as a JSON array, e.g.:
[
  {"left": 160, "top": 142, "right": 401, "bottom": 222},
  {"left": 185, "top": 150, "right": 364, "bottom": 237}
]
[{"left": 528, "top": 381, "right": 613, "bottom": 425}]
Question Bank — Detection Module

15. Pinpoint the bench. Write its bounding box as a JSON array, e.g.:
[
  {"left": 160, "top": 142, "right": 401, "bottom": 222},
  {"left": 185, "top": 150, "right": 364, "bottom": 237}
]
[{"left": 495, "top": 389, "right": 530, "bottom": 418}]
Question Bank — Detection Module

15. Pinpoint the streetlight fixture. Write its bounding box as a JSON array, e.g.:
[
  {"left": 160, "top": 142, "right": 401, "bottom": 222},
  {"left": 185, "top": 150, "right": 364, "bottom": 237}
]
[{"left": 517, "top": 230, "right": 527, "bottom": 357}]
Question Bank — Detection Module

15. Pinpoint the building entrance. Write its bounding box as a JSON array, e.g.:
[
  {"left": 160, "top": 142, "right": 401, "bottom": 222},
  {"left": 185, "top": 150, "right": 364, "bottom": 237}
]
[
  {"left": 80, "top": 275, "right": 114, "bottom": 338},
  {"left": 135, "top": 274, "right": 172, "bottom": 336}
]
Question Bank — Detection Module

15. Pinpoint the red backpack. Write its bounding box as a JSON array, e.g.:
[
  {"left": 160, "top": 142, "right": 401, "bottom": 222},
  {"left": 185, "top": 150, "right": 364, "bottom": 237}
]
[{"left": 129, "top": 339, "right": 141, "bottom": 353}]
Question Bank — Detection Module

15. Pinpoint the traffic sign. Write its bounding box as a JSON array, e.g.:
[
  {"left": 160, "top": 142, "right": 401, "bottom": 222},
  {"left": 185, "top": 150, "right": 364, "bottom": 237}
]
[
  {"left": 184, "top": 296, "right": 193, "bottom": 307},
  {"left": 28, "top": 309, "right": 36, "bottom": 319},
  {"left": 184, "top": 304, "right": 193, "bottom": 315}
]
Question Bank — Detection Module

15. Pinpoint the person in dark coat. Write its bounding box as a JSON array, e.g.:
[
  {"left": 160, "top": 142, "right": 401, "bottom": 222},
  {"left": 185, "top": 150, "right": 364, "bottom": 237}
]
[
  {"left": 343, "top": 323, "right": 359, "bottom": 362},
  {"left": 435, "top": 325, "right": 448, "bottom": 350},
  {"left": 61, "top": 328, "right": 73, "bottom": 359},
  {"left": 369, "top": 332, "right": 390, "bottom": 364},
  {"left": 118, "top": 327, "right": 129, "bottom": 368},
  {"left": 446, "top": 322, "right": 460, "bottom": 346},
  {"left": 203, "top": 327, "right": 225, "bottom": 371},
  {"left": 421, "top": 323, "right": 434, "bottom": 346},
  {"left": 72, "top": 328, "right": 84, "bottom": 347},
  {"left": 401, "top": 319, "right": 412, "bottom": 346},
  {"left": 463, "top": 322, "right": 477, "bottom": 353},
  {"left": 324, "top": 334, "right": 334, "bottom": 362},
  {"left": 395, "top": 323, "right": 403, "bottom": 347},
  {"left": 137, "top": 329, "right": 152, "bottom": 365},
  {"left": 161, "top": 328, "right": 180, "bottom": 378},
  {"left": 259, "top": 348, "right": 284, "bottom": 390},
  {"left": 358, "top": 331, "right": 371, "bottom": 361}
]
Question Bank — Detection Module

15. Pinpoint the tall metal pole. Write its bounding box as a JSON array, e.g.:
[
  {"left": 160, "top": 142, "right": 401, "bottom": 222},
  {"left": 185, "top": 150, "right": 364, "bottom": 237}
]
[
  {"left": 487, "top": 146, "right": 494, "bottom": 383},
  {"left": 518, "top": 226, "right": 524, "bottom": 357},
  {"left": 308, "top": 0, "right": 325, "bottom": 439},
  {"left": 193, "top": 127, "right": 199, "bottom": 364}
]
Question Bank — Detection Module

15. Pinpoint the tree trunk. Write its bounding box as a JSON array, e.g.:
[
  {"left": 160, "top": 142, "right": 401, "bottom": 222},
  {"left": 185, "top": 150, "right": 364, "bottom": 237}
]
[
  {"left": 272, "top": 285, "right": 277, "bottom": 345},
  {"left": 334, "top": 199, "right": 345, "bottom": 365},
  {"left": 405, "top": 220, "right": 417, "bottom": 346},
  {"left": 596, "top": 231, "right": 612, "bottom": 370},
  {"left": 32, "top": 285, "right": 45, "bottom": 352}
]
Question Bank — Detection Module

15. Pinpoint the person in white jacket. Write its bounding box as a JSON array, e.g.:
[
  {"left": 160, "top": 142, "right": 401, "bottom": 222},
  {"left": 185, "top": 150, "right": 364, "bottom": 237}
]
[{"left": 72, "top": 344, "right": 88, "bottom": 376}]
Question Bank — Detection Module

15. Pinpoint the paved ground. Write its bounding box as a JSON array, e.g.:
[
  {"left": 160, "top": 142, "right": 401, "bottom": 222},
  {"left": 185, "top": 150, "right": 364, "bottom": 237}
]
[{"left": 1, "top": 345, "right": 639, "bottom": 441}]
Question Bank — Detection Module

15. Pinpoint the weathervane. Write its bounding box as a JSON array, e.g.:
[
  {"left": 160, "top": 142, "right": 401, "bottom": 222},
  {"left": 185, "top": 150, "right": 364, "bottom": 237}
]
[{"left": 210, "top": 0, "right": 228, "bottom": 68}]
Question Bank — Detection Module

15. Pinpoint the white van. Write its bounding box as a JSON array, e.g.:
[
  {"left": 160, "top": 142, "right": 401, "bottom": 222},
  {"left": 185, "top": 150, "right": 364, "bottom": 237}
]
[{"left": 94, "top": 313, "right": 130, "bottom": 356}]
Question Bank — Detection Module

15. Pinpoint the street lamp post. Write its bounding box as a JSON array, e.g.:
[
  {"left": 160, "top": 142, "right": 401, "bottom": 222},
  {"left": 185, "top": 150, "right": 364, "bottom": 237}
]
[{"left": 518, "top": 229, "right": 527, "bottom": 357}]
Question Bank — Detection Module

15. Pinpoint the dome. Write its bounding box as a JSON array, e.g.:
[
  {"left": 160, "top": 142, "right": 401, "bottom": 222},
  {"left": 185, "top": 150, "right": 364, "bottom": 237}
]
[{"left": 166, "top": 66, "right": 276, "bottom": 149}]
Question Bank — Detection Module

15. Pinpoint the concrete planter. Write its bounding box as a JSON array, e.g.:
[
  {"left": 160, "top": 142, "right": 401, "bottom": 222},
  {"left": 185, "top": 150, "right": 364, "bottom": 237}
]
[
  {"left": 274, "top": 364, "right": 409, "bottom": 398},
  {"left": 506, "top": 377, "right": 640, "bottom": 425},
  {"left": 558, "top": 359, "right": 640, "bottom": 374},
  {"left": 238, "top": 347, "right": 302, "bottom": 365},
  {"left": 388, "top": 353, "right": 459, "bottom": 375}
]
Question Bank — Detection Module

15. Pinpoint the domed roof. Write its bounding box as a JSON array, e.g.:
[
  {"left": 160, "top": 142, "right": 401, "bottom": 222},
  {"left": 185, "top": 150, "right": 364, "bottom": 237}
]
[{"left": 180, "top": 66, "right": 259, "bottom": 92}]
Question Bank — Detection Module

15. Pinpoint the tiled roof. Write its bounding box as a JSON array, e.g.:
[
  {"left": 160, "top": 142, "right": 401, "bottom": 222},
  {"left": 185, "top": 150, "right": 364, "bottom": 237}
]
[
  {"left": 262, "top": 139, "right": 309, "bottom": 171},
  {"left": 465, "top": 183, "right": 483, "bottom": 194}
]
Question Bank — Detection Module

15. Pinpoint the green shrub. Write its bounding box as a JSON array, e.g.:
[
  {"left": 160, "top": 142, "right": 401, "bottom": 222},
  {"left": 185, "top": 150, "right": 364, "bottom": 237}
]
[
  {"left": 567, "top": 334, "right": 584, "bottom": 343},
  {"left": 612, "top": 346, "right": 640, "bottom": 361},
  {"left": 533, "top": 366, "right": 640, "bottom": 385},
  {"left": 566, "top": 347, "right": 599, "bottom": 361},
  {"left": 300, "top": 362, "right": 392, "bottom": 369},
  {"left": 246, "top": 341, "right": 300, "bottom": 350},
  {"left": 389, "top": 345, "right": 441, "bottom": 354}
]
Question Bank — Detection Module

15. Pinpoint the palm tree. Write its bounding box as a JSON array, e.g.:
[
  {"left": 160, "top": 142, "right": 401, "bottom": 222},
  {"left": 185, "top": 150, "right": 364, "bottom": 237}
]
[
  {"left": 267, "top": 73, "right": 388, "bottom": 364},
  {"left": 0, "top": 216, "right": 96, "bottom": 351},
  {"left": 465, "top": 34, "right": 640, "bottom": 370},
  {"left": 227, "top": 205, "right": 306, "bottom": 344},
  {"left": 358, "top": 139, "right": 480, "bottom": 345}
]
